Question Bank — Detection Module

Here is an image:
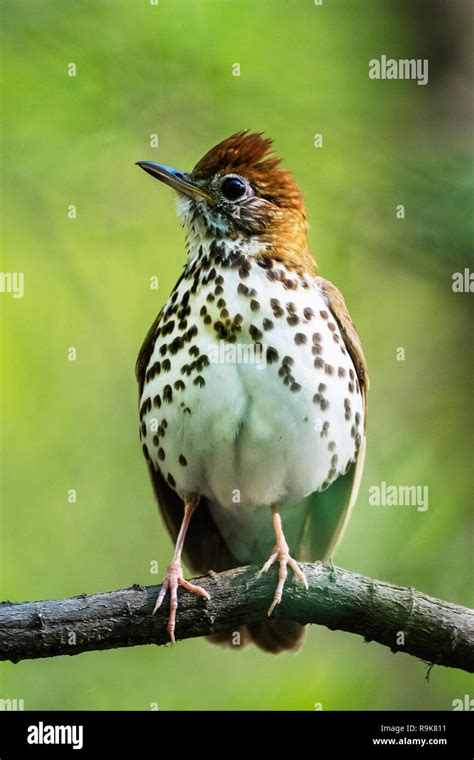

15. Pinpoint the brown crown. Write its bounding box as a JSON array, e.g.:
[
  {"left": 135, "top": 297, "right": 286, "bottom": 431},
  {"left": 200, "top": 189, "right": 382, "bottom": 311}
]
[{"left": 191, "top": 131, "right": 306, "bottom": 212}]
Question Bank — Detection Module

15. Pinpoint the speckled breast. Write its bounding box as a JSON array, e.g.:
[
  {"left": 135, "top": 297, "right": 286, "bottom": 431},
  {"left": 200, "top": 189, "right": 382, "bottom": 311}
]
[{"left": 139, "top": 244, "right": 364, "bottom": 514}]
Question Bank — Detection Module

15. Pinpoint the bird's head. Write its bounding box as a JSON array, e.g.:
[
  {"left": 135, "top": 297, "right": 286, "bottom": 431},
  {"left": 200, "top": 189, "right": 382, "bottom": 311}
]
[{"left": 137, "top": 131, "right": 314, "bottom": 272}]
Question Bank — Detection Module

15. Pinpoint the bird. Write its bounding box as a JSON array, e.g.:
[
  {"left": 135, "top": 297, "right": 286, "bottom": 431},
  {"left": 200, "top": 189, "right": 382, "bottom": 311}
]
[{"left": 135, "top": 131, "right": 368, "bottom": 653}]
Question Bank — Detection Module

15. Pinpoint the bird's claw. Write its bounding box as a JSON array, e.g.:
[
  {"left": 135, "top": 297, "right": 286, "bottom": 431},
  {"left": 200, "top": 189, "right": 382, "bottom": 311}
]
[
  {"left": 153, "top": 560, "right": 210, "bottom": 644},
  {"left": 257, "top": 542, "right": 309, "bottom": 617}
]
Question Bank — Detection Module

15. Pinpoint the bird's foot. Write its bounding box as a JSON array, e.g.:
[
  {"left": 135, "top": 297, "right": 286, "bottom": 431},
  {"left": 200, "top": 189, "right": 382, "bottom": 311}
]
[
  {"left": 257, "top": 539, "right": 309, "bottom": 617},
  {"left": 153, "top": 560, "right": 210, "bottom": 644}
]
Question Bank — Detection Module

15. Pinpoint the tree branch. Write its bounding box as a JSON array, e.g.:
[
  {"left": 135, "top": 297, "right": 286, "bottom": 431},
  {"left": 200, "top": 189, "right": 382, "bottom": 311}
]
[{"left": 1, "top": 563, "right": 472, "bottom": 671}]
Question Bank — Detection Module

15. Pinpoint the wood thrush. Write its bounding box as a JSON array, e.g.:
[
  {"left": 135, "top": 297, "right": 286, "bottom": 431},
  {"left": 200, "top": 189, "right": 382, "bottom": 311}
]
[{"left": 136, "top": 132, "right": 369, "bottom": 652}]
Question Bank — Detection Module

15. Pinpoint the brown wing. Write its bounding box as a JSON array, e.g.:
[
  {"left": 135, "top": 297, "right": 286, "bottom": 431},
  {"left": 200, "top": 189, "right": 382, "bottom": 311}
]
[
  {"left": 317, "top": 277, "right": 369, "bottom": 422},
  {"left": 136, "top": 308, "right": 240, "bottom": 575},
  {"left": 300, "top": 277, "right": 369, "bottom": 561}
]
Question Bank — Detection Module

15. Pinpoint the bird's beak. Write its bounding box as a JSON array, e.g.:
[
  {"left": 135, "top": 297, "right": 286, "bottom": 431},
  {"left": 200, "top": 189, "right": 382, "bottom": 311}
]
[{"left": 135, "top": 161, "right": 212, "bottom": 202}]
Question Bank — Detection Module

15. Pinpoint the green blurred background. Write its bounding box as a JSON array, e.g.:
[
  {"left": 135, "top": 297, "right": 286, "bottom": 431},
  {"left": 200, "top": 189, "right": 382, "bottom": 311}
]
[{"left": 1, "top": 0, "right": 472, "bottom": 710}]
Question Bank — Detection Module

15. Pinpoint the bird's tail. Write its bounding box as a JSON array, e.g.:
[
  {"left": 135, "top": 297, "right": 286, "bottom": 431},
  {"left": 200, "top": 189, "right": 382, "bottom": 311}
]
[{"left": 207, "top": 619, "right": 305, "bottom": 654}]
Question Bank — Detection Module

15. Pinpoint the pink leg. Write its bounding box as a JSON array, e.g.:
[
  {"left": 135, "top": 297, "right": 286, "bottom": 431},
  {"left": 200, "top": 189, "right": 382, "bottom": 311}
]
[
  {"left": 258, "top": 506, "right": 309, "bottom": 616},
  {"left": 153, "top": 495, "right": 210, "bottom": 644}
]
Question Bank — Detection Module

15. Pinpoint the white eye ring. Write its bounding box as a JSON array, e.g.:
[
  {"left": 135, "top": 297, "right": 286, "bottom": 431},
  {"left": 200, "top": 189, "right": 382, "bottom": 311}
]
[{"left": 219, "top": 174, "right": 251, "bottom": 202}]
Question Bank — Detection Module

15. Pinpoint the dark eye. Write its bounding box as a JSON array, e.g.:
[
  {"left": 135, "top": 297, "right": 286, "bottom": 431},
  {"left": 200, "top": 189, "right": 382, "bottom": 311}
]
[{"left": 221, "top": 176, "right": 247, "bottom": 201}]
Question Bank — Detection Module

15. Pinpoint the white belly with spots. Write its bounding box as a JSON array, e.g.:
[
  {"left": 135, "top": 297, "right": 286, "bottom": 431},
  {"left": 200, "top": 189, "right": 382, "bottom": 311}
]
[{"left": 140, "top": 255, "right": 364, "bottom": 562}]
